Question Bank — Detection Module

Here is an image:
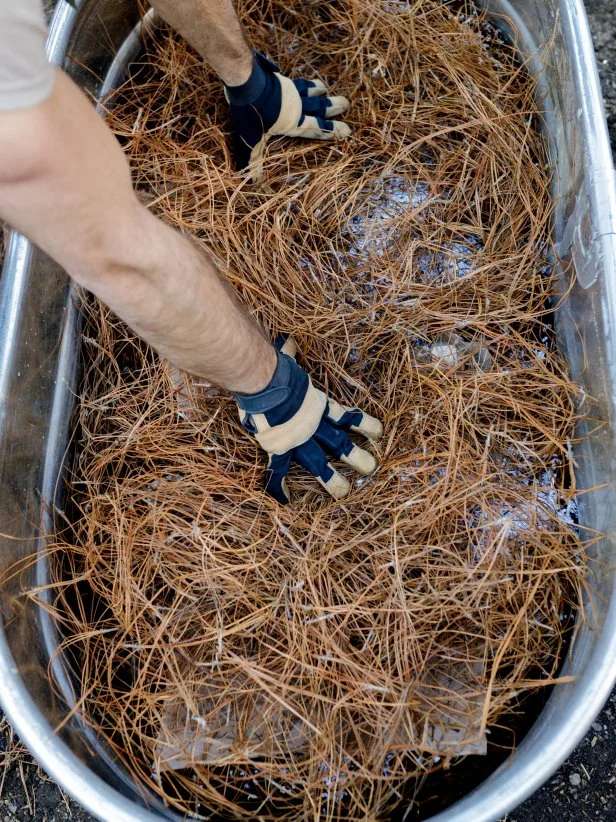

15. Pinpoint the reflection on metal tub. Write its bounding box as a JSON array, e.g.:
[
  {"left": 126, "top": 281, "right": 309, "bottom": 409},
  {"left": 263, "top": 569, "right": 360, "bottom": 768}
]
[{"left": 0, "top": 0, "right": 615, "bottom": 820}]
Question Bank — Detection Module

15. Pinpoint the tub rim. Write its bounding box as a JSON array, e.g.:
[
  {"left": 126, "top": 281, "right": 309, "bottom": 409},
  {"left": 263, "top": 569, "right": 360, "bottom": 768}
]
[{"left": 0, "top": 1, "right": 615, "bottom": 820}]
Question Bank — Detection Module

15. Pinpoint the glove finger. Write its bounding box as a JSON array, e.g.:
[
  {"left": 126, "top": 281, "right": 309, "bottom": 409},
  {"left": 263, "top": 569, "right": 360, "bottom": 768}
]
[
  {"left": 326, "top": 399, "right": 384, "bottom": 441},
  {"left": 286, "top": 115, "right": 352, "bottom": 141},
  {"left": 236, "top": 131, "right": 268, "bottom": 182},
  {"left": 264, "top": 452, "right": 293, "bottom": 505},
  {"left": 294, "top": 440, "right": 351, "bottom": 500},
  {"left": 293, "top": 78, "right": 328, "bottom": 98},
  {"left": 273, "top": 334, "right": 298, "bottom": 360},
  {"left": 313, "top": 419, "right": 377, "bottom": 476},
  {"left": 301, "top": 95, "right": 350, "bottom": 119},
  {"left": 233, "top": 130, "right": 257, "bottom": 175}
]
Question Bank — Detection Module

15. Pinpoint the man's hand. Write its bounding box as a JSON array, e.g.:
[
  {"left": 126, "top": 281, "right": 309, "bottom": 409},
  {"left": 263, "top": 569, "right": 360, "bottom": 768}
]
[
  {"left": 234, "top": 338, "right": 383, "bottom": 505},
  {"left": 225, "top": 52, "right": 351, "bottom": 182}
]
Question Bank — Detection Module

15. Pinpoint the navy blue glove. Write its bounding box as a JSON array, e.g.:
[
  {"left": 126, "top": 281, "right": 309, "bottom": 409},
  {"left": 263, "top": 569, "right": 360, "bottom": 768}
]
[
  {"left": 224, "top": 52, "right": 351, "bottom": 182},
  {"left": 234, "top": 338, "right": 383, "bottom": 504}
]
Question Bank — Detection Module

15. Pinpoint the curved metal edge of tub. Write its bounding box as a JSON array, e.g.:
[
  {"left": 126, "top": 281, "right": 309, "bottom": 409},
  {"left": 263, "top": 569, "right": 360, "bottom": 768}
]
[
  {"left": 0, "top": 2, "right": 177, "bottom": 820},
  {"left": 0, "top": 1, "right": 615, "bottom": 821},
  {"left": 430, "top": 0, "right": 616, "bottom": 819}
]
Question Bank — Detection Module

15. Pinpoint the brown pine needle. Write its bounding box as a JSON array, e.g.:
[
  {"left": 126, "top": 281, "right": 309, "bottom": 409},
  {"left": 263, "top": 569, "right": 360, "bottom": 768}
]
[{"left": 27, "top": 1, "right": 590, "bottom": 819}]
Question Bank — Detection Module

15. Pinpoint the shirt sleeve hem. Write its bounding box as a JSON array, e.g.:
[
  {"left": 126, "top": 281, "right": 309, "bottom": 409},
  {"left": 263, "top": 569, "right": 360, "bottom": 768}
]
[{"left": 0, "top": 71, "right": 55, "bottom": 113}]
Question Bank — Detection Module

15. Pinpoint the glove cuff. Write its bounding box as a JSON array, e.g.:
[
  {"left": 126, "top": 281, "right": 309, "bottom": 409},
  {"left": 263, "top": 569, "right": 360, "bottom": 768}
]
[
  {"left": 234, "top": 351, "right": 305, "bottom": 415},
  {"left": 224, "top": 51, "right": 279, "bottom": 107}
]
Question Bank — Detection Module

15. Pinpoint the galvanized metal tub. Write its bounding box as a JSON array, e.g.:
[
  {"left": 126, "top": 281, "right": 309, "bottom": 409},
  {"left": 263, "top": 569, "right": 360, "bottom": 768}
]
[{"left": 0, "top": 0, "right": 615, "bottom": 820}]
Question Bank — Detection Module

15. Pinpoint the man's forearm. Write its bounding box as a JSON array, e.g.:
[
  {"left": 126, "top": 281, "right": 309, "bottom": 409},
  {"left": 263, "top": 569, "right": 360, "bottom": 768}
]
[
  {"left": 150, "top": 0, "right": 253, "bottom": 86},
  {"left": 0, "top": 69, "right": 276, "bottom": 393},
  {"left": 96, "top": 210, "right": 276, "bottom": 392}
]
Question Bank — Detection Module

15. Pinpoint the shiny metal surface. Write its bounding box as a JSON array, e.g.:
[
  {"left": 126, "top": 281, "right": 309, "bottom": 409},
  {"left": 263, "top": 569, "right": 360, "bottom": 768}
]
[
  {"left": 0, "top": 1, "right": 175, "bottom": 819},
  {"left": 0, "top": 1, "right": 615, "bottom": 821}
]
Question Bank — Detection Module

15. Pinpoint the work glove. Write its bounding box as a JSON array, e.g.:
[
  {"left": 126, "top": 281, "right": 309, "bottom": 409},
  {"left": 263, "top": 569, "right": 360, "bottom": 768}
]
[
  {"left": 234, "top": 338, "right": 383, "bottom": 504},
  {"left": 224, "top": 51, "right": 351, "bottom": 182}
]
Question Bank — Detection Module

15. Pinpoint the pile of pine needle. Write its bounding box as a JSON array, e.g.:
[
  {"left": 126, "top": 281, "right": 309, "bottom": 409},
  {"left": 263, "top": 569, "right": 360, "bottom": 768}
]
[{"left": 29, "top": 0, "right": 589, "bottom": 818}]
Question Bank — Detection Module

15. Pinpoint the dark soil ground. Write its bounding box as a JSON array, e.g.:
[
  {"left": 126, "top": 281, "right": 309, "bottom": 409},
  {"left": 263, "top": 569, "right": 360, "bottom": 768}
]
[{"left": 0, "top": 0, "right": 615, "bottom": 819}]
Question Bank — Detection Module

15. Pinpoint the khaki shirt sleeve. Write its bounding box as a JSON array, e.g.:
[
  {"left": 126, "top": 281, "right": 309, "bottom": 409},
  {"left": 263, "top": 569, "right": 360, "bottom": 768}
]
[{"left": 0, "top": 0, "right": 54, "bottom": 112}]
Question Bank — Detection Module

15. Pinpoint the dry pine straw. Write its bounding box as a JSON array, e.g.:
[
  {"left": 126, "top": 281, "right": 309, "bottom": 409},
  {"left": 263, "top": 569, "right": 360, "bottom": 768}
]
[{"left": 29, "top": 0, "right": 589, "bottom": 818}]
